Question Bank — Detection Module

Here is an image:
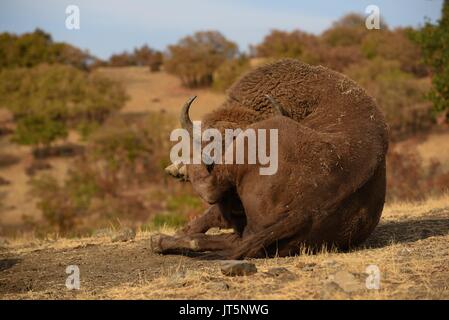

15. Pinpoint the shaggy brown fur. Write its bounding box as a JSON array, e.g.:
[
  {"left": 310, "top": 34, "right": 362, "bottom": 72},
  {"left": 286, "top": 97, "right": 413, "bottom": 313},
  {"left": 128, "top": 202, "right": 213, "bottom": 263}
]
[{"left": 153, "top": 59, "right": 389, "bottom": 259}]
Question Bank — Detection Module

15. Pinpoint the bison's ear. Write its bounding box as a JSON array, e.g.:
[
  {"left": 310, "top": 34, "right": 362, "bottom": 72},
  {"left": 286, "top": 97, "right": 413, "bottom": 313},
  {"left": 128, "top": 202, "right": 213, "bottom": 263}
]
[{"left": 265, "top": 94, "right": 288, "bottom": 117}]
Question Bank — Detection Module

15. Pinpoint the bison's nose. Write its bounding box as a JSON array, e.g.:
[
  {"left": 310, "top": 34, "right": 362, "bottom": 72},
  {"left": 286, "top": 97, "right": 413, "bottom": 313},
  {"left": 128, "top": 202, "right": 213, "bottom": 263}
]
[{"left": 165, "top": 162, "right": 188, "bottom": 181}]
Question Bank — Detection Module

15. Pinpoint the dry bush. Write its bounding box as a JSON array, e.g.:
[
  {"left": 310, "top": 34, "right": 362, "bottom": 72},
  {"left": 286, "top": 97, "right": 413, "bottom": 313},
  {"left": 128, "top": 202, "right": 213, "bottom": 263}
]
[
  {"left": 164, "top": 31, "right": 238, "bottom": 88},
  {"left": 345, "top": 59, "right": 433, "bottom": 141},
  {"left": 212, "top": 55, "right": 251, "bottom": 92},
  {"left": 108, "top": 45, "right": 163, "bottom": 71},
  {"left": 321, "top": 13, "right": 370, "bottom": 47},
  {"left": 387, "top": 144, "right": 449, "bottom": 201},
  {"left": 361, "top": 28, "right": 428, "bottom": 77},
  {"left": 254, "top": 29, "right": 319, "bottom": 60},
  {"left": 314, "top": 45, "right": 363, "bottom": 72}
]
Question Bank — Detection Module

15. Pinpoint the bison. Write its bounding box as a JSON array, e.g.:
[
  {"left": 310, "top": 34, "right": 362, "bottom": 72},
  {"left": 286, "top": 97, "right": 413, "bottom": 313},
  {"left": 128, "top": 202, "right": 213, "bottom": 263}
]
[{"left": 151, "top": 59, "right": 389, "bottom": 259}]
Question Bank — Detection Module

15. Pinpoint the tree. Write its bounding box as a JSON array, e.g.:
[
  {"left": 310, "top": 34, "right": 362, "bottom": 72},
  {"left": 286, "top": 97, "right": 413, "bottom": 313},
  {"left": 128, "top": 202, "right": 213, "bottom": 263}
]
[
  {"left": 255, "top": 29, "right": 318, "bottom": 60},
  {"left": 108, "top": 45, "right": 163, "bottom": 71},
  {"left": 362, "top": 28, "right": 427, "bottom": 76},
  {"left": 164, "top": 31, "right": 238, "bottom": 87},
  {"left": 414, "top": 0, "right": 449, "bottom": 121},
  {"left": 213, "top": 55, "right": 251, "bottom": 92},
  {"left": 322, "top": 13, "right": 370, "bottom": 47},
  {"left": 0, "top": 29, "right": 96, "bottom": 70},
  {"left": 133, "top": 45, "right": 163, "bottom": 71},
  {"left": 0, "top": 64, "right": 127, "bottom": 152},
  {"left": 346, "top": 58, "right": 433, "bottom": 140}
]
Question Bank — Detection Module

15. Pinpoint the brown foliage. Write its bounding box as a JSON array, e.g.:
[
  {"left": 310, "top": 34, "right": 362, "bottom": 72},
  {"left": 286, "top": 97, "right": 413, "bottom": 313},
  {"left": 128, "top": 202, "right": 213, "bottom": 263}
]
[
  {"left": 254, "top": 29, "right": 319, "bottom": 61},
  {"left": 164, "top": 31, "right": 238, "bottom": 88},
  {"left": 345, "top": 59, "right": 433, "bottom": 141},
  {"left": 108, "top": 45, "right": 163, "bottom": 71},
  {"left": 387, "top": 144, "right": 449, "bottom": 201}
]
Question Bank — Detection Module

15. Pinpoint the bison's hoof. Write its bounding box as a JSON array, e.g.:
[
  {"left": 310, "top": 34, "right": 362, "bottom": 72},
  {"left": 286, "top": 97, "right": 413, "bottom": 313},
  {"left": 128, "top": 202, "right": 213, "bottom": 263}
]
[{"left": 150, "top": 234, "right": 164, "bottom": 253}]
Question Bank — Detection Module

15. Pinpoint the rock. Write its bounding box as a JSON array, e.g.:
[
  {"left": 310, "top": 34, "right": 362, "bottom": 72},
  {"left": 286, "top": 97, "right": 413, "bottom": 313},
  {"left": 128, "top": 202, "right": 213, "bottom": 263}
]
[
  {"left": 207, "top": 281, "right": 230, "bottom": 291},
  {"left": 320, "top": 281, "right": 348, "bottom": 299},
  {"left": 297, "top": 262, "right": 316, "bottom": 272},
  {"left": 327, "top": 270, "right": 364, "bottom": 293},
  {"left": 322, "top": 259, "right": 339, "bottom": 267},
  {"left": 168, "top": 270, "right": 188, "bottom": 287},
  {"left": 111, "top": 228, "right": 136, "bottom": 242},
  {"left": 220, "top": 260, "right": 257, "bottom": 276},
  {"left": 265, "top": 267, "right": 296, "bottom": 280}
]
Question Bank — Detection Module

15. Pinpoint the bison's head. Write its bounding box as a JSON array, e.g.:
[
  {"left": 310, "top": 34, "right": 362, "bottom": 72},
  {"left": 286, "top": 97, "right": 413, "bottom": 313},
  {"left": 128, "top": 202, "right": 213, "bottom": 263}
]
[
  {"left": 164, "top": 97, "right": 231, "bottom": 204},
  {"left": 165, "top": 95, "right": 285, "bottom": 204}
]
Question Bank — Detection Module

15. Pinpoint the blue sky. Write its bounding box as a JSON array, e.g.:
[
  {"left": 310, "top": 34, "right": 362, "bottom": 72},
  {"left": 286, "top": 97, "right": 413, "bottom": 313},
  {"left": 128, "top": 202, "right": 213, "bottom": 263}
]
[{"left": 0, "top": 0, "right": 443, "bottom": 59}]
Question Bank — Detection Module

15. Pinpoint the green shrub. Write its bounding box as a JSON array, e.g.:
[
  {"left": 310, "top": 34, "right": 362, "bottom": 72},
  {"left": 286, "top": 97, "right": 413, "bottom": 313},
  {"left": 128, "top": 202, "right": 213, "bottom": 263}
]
[
  {"left": 414, "top": 0, "right": 449, "bottom": 121},
  {"left": 0, "top": 64, "right": 127, "bottom": 150},
  {"left": 0, "top": 29, "right": 96, "bottom": 70}
]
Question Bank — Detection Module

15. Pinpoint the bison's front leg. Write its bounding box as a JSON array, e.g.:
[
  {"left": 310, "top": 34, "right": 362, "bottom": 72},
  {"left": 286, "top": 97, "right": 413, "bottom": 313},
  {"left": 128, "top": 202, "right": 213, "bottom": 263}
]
[
  {"left": 176, "top": 204, "right": 232, "bottom": 236},
  {"left": 150, "top": 233, "right": 241, "bottom": 255}
]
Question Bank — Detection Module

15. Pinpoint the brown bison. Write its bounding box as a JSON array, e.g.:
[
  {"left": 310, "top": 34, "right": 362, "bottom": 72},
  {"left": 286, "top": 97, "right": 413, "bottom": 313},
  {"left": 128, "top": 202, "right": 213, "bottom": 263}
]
[{"left": 151, "top": 59, "right": 389, "bottom": 259}]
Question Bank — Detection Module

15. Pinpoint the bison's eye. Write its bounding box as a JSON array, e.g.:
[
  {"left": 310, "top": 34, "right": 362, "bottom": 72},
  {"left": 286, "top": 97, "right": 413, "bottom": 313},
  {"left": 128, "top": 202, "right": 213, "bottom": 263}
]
[
  {"left": 205, "top": 162, "right": 215, "bottom": 174},
  {"left": 202, "top": 154, "right": 215, "bottom": 174}
]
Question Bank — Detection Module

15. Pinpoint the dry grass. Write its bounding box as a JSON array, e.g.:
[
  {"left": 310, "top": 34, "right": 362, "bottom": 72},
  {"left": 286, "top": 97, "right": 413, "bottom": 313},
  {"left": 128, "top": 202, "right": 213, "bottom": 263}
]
[{"left": 1, "top": 194, "right": 448, "bottom": 300}]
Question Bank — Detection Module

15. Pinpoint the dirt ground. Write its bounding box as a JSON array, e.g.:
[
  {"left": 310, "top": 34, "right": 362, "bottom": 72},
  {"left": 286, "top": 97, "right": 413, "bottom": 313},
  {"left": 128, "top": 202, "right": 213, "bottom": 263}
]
[{"left": 1, "top": 195, "right": 448, "bottom": 300}]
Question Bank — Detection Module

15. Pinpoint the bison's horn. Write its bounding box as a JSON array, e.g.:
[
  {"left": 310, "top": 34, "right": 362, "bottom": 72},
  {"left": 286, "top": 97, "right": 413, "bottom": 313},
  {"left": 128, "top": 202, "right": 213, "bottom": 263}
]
[
  {"left": 265, "top": 94, "right": 288, "bottom": 117},
  {"left": 180, "top": 96, "right": 197, "bottom": 133}
]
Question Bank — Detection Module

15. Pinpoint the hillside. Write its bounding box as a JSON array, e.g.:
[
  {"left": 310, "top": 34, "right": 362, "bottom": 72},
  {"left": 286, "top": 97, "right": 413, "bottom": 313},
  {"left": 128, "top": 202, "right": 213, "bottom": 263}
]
[
  {"left": 0, "top": 67, "right": 225, "bottom": 230},
  {"left": 1, "top": 195, "right": 448, "bottom": 299}
]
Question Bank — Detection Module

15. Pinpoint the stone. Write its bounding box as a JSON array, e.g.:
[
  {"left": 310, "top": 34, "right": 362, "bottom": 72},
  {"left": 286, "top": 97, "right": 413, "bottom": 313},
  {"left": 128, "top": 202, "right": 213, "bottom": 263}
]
[
  {"left": 298, "top": 262, "right": 316, "bottom": 272},
  {"left": 111, "top": 228, "right": 136, "bottom": 242},
  {"left": 207, "top": 281, "right": 230, "bottom": 291},
  {"left": 327, "top": 270, "right": 364, "bottom": 293},
  {"left": 320, "top": 281, "right": 348, "bottom": 299},
  {"left": 322, "top": 259, "right": 339, "bottom": 267},
  {"left": 220, "top": 260, "right": 257, "bottom": 276},
  {"left": 265, "top": 267, "right": 296, "bottom": 280}
]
